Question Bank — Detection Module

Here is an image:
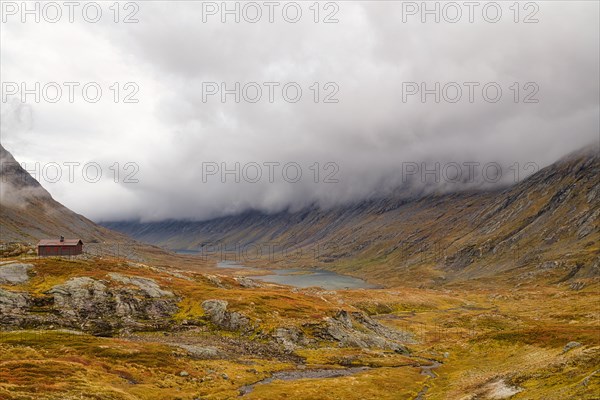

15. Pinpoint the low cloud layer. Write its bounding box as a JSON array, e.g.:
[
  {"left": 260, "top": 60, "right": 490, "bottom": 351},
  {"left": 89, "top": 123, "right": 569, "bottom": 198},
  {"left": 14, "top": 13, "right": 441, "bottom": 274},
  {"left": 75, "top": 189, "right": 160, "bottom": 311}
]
[{"left": 1, "top": 1, "right": 598, "bottom": 222}]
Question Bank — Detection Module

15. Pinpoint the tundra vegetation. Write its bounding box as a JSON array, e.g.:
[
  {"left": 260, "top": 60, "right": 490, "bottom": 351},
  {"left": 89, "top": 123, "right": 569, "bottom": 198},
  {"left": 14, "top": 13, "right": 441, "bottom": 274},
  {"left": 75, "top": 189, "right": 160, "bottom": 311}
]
[{"left": 0, "top": 254, "right": 598, "bottom": 399}]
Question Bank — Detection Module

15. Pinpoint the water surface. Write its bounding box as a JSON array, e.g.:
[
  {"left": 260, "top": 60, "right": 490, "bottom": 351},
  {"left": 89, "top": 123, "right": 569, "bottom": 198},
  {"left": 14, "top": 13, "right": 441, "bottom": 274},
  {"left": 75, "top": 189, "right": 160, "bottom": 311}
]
[
  {"left": 173, "top": 251, "right": 378, "bottom": 289},
  {"left": 216, "top": 261, "right": 379, "bottom": 290}
]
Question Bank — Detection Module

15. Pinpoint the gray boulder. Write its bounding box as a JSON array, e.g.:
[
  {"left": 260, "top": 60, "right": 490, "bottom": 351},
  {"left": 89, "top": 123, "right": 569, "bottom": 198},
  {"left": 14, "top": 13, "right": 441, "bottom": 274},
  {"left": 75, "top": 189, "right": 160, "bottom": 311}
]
[
  {"left": 49, "top": 277, "right": 110, "bottom": 320},
  {"left": 234, "top": 276, "right": 262, "bottom": 288},
  {"left": 108, "top": 273, "right": 174, "bottom": 298},
  {"left": 563, "top": 341, "right": 582, "bottom": 353},
  {"left": 0, "top": 263, "right": 33, "bottom": 284},
  {"left": 0, "top": 287, "right": 29, "bottom": 314},
  {"left": 205, "top": 275, "right": 228, "bottom": 288},
  {"left": 201, "top": 299, "right": 252, "bottom": 332},
  {"left": 0, "top": 288, "right": 30, "bottom": 326},
  {"left": 312, "top": 310, "right": 411, "bottom": 353},
  {"left": 175, "top": 344, "right": 220, "bottom": 359},
  {"left": 273, "top": 326, "right": 309, "bottom": 351}
]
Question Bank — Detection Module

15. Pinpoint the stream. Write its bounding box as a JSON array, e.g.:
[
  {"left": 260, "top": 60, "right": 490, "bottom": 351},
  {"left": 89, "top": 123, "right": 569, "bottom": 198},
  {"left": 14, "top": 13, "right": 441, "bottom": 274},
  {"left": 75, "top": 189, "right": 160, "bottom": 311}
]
[
  {"left": 238, "top": 359, "right": 443, "bottom": 397},
  {"left": 239, "top": 367, "right": 370, "bottom": 396},
  {"left": 415, "top": 359, "right": 442, "bottom": 400}
]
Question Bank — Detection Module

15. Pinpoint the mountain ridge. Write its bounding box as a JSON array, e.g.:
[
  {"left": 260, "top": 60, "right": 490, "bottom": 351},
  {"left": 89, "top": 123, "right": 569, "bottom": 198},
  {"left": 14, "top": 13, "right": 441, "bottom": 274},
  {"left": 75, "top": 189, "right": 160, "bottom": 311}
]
[
  {"left": 0, "top": 143, "right": 129, "bottom": 244},
  {"left": 102, "top": 145, "right": 600, "bottom": 287}
]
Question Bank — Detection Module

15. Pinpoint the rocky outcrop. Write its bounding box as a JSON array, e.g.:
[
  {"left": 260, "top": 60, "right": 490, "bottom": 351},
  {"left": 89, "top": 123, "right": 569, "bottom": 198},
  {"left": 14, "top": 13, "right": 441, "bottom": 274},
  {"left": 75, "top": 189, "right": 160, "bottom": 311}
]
[
  {"left": 0, "top": 263, "right": 33, "bottom": 284},
  {"left": 204, "top": 274, "right": 230, "bottom": 289},
  {"left": 309, "top": 310, "right": 411, "bottom": 353},
  {"left": 0, "top": 275, "right": 180, "bottom": 335},
  {"left": 563, "top": 341, "right": 582, "bottom": 353},
  {"left": 0, "top": 288, "right": 29, "bottom": 325},
  {"left": 108, "top": 273, "right": 174, "bottom": 298},
  {"left": 234, "top": 276, "right": 262, "bottom": 288},
  {"left": 267, "top": 310, "right": 413, "bottom": 353},
  {"left": 49, "top": 277, "right": 111, "bottom": 320},
  {"left": 273, "top": 326, "right": 310, "bottom": 352},
  {"left": 201, "top": 299, "right": 252, "bottom": 332},
  {"left": 174, "top": 344, "right": 220, "bottom": 359},
  {"left": 47, "top": 276, "right": 179, "bottom": 334},
  {"left": 0, "top": 244, "right": 36, "bottom": 258},
  {"left": 444, "top": 245, "right": 481, "bottom": 270}
]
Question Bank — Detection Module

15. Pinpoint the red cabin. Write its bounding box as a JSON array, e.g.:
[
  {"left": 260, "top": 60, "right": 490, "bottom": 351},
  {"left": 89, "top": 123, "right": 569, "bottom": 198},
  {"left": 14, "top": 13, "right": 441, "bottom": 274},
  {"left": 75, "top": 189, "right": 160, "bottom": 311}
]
[{"left": 37, "top": 236, "right": 83, "bottom": 257}]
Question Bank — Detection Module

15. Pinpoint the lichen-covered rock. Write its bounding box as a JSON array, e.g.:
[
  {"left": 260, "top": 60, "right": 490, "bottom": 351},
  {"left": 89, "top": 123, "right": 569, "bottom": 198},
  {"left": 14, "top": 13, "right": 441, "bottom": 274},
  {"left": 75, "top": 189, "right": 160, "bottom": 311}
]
[
  {"left": 0, "top": 263, "right": 33, "bottom": 284},
  {"left": 540, "top": 261, "right": 559, "bottom": 270},
  {"left": 273, "top": 326, "right": 309, "bottom": 351},
  {"left": 563, "top": 341, "right": 582, "bottom": 353},
  {"left": 47, "top": 276, "right": 179, "bottom": 335},
  {"left": 49, "top": 277, "right": 110, "bottom": 319},
  {"left": 108, "top": 273, "right": 174, "bottom": 298},
  {"left": 0, "top": 244, "right": 35, "bottom": 258},
  {"left": 205, "top": 275, "right": 228, "bottom": 289},
  {"left": 0, "top": 288, "right": 30, "bottom": 326},
  {"left": 234, "top": 276, "right": 262, "bottom": 288},
  {"left": 202, "top": 299, "right": 227, "bottom": 320},
  {"left": 310, "top": 310, "right": 411, "bottom": 353},
  {"left": 0, "top": 287, "right": 29, "bottom": 314},
  {"left": 201, "top": 299, "right": 252, "bottom": 332},
  {"left": 570, "top": 281, "right": 585, "bottom": 291},
  {"left": 175, "top": 344, "right": 220, "bottom": 359}
]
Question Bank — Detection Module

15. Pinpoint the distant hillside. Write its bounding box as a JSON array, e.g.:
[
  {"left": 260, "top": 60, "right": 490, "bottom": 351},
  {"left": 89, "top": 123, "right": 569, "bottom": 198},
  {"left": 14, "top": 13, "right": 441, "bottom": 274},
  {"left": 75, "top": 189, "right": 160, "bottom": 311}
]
[
  {"left": 0, "top": 144, "right": 129, "bottom": 245},
  {"left": 104, "top": 146, "right": 600, "bottom": 287}
]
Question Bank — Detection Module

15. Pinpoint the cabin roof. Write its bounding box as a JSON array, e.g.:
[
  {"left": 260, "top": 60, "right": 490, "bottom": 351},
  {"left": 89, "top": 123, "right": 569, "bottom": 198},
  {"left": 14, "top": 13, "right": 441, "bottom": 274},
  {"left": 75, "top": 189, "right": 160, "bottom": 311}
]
[{"left": 38, "top": 239, "right": 83, "bottom": 246}]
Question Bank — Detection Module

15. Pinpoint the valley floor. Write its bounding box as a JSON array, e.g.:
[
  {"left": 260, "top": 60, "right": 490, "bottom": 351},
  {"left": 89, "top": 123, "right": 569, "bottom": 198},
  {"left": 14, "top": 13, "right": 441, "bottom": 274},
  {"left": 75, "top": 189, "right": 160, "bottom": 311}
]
[{"left": 0, "top": 256, "right": 598, "bottom": 399}]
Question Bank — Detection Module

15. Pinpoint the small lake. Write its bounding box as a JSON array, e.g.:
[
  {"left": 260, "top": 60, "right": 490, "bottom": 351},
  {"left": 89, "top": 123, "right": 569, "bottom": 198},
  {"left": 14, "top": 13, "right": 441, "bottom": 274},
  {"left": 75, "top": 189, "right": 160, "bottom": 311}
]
[
  {"left": 172, "top": 250, "right": 379, "bottom": 289},
  {"left": 216, "top": 261, "right": 379, "bottom": 290},
  {"left": 174, "top": 249, "right": 205, "bottom": 255}
]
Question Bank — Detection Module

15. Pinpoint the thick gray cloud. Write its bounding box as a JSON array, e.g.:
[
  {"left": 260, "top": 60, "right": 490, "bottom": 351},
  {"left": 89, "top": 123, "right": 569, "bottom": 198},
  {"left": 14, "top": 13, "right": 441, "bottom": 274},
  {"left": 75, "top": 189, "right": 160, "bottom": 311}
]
[{"left": 1, "top": 1, "right": 598, "bottom": 222}]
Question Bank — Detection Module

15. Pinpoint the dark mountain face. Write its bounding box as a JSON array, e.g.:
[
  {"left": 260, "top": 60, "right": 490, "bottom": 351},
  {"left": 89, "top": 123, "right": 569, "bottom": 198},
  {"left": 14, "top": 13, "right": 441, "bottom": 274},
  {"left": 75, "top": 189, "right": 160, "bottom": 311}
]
[
  {"left": 0, "top": 144, "right": 126, "bottom": 244},
  {"left": 103, "top": 146, "right": 600, "bottom": 286},
  {"left": 0, "top": 144, "right": 47, "bottom": 192}
]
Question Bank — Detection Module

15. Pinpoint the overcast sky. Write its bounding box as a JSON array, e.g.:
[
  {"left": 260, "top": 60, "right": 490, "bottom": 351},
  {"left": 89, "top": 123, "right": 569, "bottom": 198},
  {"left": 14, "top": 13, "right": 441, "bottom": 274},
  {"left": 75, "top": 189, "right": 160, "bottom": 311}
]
[{"left": 1, "top": 1, "right": 598, "bottom": 222}]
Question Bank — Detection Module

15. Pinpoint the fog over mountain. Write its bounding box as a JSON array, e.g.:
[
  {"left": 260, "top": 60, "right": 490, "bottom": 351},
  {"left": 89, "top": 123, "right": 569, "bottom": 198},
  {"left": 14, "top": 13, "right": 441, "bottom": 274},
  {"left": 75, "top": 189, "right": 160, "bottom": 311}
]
[{"left": 1, "top": 1, "right": 598, "bottom": 222}]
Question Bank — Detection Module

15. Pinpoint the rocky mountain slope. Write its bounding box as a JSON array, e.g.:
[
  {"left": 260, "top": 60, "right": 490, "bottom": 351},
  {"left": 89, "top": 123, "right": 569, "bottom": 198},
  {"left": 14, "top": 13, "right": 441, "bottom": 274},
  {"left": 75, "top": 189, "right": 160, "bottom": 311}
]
[
  {"left": 104, "top": 146, "right": 600, "bottom": 287},
  {"left": 0, "top": 144, "right": 128, "bottom": 245}
]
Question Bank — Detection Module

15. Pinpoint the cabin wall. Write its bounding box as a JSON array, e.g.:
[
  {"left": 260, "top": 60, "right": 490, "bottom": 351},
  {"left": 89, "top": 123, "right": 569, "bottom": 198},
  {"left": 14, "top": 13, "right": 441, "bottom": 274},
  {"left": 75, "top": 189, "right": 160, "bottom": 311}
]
[{"left": 38, "top": 245, "right": 83, "bottom": 257}]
